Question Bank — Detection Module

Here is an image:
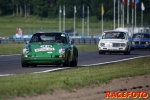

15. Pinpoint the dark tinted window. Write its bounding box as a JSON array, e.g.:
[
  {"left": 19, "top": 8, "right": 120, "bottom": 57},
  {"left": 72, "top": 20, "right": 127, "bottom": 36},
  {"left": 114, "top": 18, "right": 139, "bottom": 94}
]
[
  {"left": 133, "top": 34, "right": 150, "bottom": 38},
  {"left": 30, "top": 33, "right": 67, "bottom": 43},
  {"left": 102, "top": 32, "right": 126, "bottom": 39}
]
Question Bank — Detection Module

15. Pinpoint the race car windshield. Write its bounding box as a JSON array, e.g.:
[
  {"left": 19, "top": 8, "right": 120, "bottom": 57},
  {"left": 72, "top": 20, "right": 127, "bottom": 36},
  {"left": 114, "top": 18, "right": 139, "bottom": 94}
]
[
  {"left": 102, "top": 32, "right": 126, "bottom": 39},
  {"left": 133, "top": 34, "right": 150, "bottom": 38},
  {"left": 30, "top": 33, "right": 67, "bottom": 43}
]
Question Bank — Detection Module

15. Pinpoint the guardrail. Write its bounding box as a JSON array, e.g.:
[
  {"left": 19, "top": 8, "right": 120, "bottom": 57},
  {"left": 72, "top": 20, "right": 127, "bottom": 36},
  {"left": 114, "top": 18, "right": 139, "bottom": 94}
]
[
  {"left": 72, "top": 38, "right": 99, "bottom": 44},
  {"left": 0, "top": 38, "right": 100, "bottom": 45},
  {"left": 0, "top": 38, "right": 30, "bottom": 44}
]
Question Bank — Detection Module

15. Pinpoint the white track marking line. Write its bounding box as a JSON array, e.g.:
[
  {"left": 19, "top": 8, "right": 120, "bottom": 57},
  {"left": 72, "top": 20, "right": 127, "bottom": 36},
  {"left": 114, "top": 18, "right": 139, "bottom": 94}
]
[
  {"left": 81, "top": 55, "right": 150, "bottom": 66},
  {"left": 0, "top": 54, "right": 21, "bottom": 57},
  {"left": 0, "top": 55, "right": 150, "bottom": 77}
]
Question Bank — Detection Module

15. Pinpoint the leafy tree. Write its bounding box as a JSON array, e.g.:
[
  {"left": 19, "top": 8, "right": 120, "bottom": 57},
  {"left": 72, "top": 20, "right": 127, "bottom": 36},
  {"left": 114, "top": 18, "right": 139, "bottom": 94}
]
[
  {"left": 0, "top": 0, "right": 12, "bottom": 15},
  {"left": 32, "top": 0, "right": 49, "bottom": 17},
  {"left": 0, "top": 0, "right": 149, "bottom": 24}
]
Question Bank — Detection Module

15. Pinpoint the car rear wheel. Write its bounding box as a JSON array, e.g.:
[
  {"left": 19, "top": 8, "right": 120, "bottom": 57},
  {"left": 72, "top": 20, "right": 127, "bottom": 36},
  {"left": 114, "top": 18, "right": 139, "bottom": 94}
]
[{"left": 21, "top": 59, "right": 29, "bottom": 67}]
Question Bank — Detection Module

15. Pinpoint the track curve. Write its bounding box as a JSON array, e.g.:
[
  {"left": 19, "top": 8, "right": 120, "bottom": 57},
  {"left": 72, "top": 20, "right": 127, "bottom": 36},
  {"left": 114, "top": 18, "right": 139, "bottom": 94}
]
[{"left": 0, "top": 49, "right": 150, "bottom": 75}]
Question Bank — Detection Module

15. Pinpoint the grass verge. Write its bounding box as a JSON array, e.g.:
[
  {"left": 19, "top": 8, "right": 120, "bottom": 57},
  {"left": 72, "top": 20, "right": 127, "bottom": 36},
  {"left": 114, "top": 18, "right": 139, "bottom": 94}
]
[
  {"left": 0, "top": 44, "right": 24, "bottom": 55},
  {"left": 0, "top": 44, "right": 98, "bottom": 55},
  {"left": 0, "top": 57, "right": 150, "bottom": 99}
]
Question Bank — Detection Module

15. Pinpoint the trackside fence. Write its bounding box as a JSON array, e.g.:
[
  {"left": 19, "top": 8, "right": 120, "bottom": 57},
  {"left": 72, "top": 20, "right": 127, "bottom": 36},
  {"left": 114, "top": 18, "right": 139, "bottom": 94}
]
[
  {"left": 0, "top": 38, "right": 99, "bottom": 45},
  {"left": 72, "top": 38, "right": 99, "bottom": 44},
  {"left": 0, "top": 38, "right": 30, "bottom": 44}
]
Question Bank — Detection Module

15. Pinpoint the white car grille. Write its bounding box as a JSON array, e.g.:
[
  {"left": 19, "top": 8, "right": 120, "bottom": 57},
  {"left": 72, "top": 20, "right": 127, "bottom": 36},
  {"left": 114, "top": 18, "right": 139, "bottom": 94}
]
[{"left": 113, "top": 43, "right": 120, "bottom": 47}]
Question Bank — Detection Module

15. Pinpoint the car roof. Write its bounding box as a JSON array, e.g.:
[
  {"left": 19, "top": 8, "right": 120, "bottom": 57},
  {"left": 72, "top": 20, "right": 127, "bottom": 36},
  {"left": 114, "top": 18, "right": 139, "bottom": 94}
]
[
  {"left": 133, "top": 32, "right": 150, "bottom": 34},
  {"left": 103, "top": 28, "right": 129, "bottom": 33},
  {"left": 103, "top": 30, "right": 128, "bottom": 33},
  {"left": 115, "top": 28, "right": 129, "bottom": 32}
]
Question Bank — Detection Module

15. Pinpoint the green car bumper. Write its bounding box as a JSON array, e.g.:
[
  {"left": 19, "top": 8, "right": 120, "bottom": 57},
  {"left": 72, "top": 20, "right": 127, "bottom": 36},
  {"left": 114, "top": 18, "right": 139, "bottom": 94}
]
[{"left": 22, "top": 57, "right": 66, "bottom": 65}]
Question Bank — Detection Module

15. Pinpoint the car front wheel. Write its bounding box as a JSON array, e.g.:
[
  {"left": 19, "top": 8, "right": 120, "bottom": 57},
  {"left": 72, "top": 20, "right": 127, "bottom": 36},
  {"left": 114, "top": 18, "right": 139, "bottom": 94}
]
[
  {"left": 124, "top": 51, "right": 130, "bottom": 55},
  {"left": 30, "top": 64, "right": 37, "bottom": 67},
  {"left": 21, "top": 59, "right": 29, "bottom": 67},
  {"left": 131, "top": 48, "right": 134, "bottom": 51},
  {"left": 99, "top": 50, "right": 105, "bottom": 54},
  {"left": 63, "top": 57, "right": 70, "bottom": 67},
  {"left": 71, "top": 56, "right": 78, "bottom": 67}
]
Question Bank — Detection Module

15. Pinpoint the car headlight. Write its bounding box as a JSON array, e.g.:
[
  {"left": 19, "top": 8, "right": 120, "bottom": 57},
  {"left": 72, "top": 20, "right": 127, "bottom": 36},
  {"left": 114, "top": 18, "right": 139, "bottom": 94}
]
[
  {"left": 100, "top": 43, "right": 105, "bottom": 47},
  {"left": 23, "top": 47, "right": 30, "bottom": 53},
  {"left": 132, "top": 42, "right": 135, "bottom": 45},
  {"left": 121, "top": 43, "right": 126, "bottom": 47},
  {"left": 146, "top": 42, "right": 149, "bottom": 45},
  {"left": 59, "top": 48, "right": 65, "bottom": 54}
]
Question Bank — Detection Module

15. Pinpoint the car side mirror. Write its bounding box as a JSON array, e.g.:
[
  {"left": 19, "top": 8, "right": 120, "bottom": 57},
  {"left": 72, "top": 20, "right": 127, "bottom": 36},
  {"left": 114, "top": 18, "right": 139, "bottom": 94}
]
[
  {"left": 26, "top": 41, "right": 29, "bottom": 44},
  {"left": 99, "top": 37, "right": 101, "bottom": 40}
]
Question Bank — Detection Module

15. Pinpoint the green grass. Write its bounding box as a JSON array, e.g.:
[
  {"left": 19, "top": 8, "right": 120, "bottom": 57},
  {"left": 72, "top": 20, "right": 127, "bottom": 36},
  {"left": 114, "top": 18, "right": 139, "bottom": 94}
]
[
  {"left": 0, "top": 44, "right": 98, "bottom": 55},
  {"left": 0, "top": 16, "right": 113, "bottom": 37},
  {"left": 0, "top": 57, "right": 150, "bottom": 100},
  {"left": 76, "top": 44, "right": 98, "bottom": 51},
  {"left": 0, "top": 44, "right": 24, "bottom": 55}
]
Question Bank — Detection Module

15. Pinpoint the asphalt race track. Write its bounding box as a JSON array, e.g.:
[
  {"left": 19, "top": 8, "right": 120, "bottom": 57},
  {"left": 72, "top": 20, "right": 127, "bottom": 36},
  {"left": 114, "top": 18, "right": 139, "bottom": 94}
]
[{"left": 0, "top": 49, "right": 150, "bottom": 76}]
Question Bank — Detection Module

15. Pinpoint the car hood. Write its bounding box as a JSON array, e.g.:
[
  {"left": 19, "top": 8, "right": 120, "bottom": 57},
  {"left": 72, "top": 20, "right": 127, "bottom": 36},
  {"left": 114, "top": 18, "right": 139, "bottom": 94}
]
[
  {"left": 28, "top": 42, "right": 67, "bottom": 57},
  {"left": 131, "top": 38, "right": 150, "bottom": 42},
  {"left": 100, "top": 39, "right": 128, "bottom": 43}
]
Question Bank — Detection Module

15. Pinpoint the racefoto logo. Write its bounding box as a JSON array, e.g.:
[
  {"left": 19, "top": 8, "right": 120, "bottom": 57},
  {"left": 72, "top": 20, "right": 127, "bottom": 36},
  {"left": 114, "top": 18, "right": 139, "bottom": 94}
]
[{"left": 105, "top": 91, "right": 148, "bottom": 99}]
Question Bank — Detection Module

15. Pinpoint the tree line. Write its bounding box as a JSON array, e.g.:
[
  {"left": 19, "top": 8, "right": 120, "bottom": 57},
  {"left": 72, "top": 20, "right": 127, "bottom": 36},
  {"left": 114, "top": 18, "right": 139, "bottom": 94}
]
[{"left": 0, "top": 0, "right": 149, "bottom": 23}]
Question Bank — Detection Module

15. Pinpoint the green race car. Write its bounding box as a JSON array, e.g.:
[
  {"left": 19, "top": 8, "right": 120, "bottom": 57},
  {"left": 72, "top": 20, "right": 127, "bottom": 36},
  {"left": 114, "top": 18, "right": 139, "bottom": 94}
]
[{"left": 21, "top": 31, "right": 78, "bottom": 67}]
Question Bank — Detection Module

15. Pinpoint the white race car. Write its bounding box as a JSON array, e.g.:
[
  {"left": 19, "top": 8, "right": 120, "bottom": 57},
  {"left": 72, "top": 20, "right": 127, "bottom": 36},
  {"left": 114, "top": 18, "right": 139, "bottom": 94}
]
[{"left": 98, "top": 29, "right": 131, "bottom": 55}]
